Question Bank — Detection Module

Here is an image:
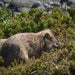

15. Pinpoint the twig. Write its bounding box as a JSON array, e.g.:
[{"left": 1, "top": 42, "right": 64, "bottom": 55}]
[{"left": 29, "top": 71, "right": 37, "bottom": 75}]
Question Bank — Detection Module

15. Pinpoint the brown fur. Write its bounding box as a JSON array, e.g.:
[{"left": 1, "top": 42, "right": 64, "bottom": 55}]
[{"left": 0, "top": 29, "right": 59, "bottom": 66}]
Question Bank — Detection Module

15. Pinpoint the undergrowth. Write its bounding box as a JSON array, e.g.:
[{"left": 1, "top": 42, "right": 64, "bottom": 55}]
[{"left": 0, "top": 7, "right": 75, "bottom": 75}]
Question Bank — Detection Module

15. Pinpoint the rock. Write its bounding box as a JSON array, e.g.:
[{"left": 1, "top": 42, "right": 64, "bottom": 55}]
[
  {"left": 31, "top": 1, "right": 41, "bottom": 8},
  {"left": 0, "top": 1, "right": 4, "bottom": 7},
  {"left": 43, "top": 3, "right": 51, "bottom": 12},
  {"left": 44, "top": 3, "right": 50, "bottom": 8},
  {"left": 0, "top": 0, "right": 53, "bottom": 15},
  {"left": 38, "top": 5, "right": 46, "bottom": 11},
  {"left": 0, "top": 0, "right": 74, "bottom": 15}
]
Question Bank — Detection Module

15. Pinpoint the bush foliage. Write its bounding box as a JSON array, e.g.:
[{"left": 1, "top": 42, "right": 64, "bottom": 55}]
[
  {"left": 0, "top": 7, "right": 75, "bottom": 75},
  {"left": 67, "top": 7, "right": 75, "bottom": 22}
]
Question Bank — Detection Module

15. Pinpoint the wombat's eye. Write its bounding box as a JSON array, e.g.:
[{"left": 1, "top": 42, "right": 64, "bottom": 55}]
[
  {"left": 50, "top": 36, "right": 53, "bottom": 39},
  {"left": 49, "top": 37, "right": 53, "bottom": 42},
  {"left": 47, "top": 37, "right": 51, "bottom": 40}
]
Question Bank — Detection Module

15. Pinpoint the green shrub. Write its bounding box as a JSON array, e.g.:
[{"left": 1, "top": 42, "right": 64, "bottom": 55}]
[
  {"left": 0, "top": 29, "right": 4, "bottom": 38},
  {"left": 0, "top": 7, "right": 75, "bottom": 75},
  {"left": 0, "top": 56, "right": 4, "bottom": 65},
  {"left": 29, "top": 8, "right": 44, "bottom": 23},
  {"left": 67, "top": 7, "right": 75, "bottom": 22},
  {"left": 0, "top": 7, "right": 12, "bottom": 23},
  {"left": 0, "top": 7, "right": 74, "bottom": 39}
]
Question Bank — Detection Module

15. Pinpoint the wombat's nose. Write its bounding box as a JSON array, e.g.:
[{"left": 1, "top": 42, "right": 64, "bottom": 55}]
[
  {"left": 56, "top": 42, "right": 59, "bottom": 46},
  {"left": 54, "top": 42, "right": 60, "bottom": 48}
]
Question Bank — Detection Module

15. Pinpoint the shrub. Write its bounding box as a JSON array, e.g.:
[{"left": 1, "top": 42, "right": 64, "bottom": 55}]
[
  {"left": 67, "top": 7, "right": 75, "bottom": 22},
  {"left": 29, "top": 8, "right": 44, "bottom": 23},
  {"left": 0, "top": 7, "right": 75, "bottom": 75},
  {"left": 0, "top": 56, "right": 4, "bottom": 65}
]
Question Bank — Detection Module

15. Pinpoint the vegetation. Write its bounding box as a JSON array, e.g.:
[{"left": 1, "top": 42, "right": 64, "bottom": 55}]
[
  {"left": 0, "top": 7, "right": 75, "bottom": 75},
  {"left": 67, "top": 7, "right": 75, "bottom": 22}
]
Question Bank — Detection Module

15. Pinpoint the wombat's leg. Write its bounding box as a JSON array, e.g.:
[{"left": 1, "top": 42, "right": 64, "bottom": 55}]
[
  {"left": 23, "top": 50, "right": 29, "bottom": 62},
  {"left": 19, "top": 47, "right": 29, "bottom": 63}
]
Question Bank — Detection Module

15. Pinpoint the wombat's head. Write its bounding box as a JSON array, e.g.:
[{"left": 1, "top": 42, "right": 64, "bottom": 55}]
[{"left": 43, "top": 29, "right": 59, "bottom": 50}]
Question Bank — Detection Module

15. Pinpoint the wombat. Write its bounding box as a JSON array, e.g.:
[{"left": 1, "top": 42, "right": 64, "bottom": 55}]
[{"left": 0, "top": 29, "right": 59, "bottom": 66}]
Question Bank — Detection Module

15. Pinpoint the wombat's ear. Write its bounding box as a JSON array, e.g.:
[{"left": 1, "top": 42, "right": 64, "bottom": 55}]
[{"left": 43, "top": 33, "right": 49, "bottom": 39}]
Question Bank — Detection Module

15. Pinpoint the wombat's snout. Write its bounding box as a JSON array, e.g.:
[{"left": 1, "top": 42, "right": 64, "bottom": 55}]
[
  {"left": 56, "top": 42, "right": 65, "bottom": 49},
  {"left": 54, "top": 42, "right": 60, "bottom": 49}
]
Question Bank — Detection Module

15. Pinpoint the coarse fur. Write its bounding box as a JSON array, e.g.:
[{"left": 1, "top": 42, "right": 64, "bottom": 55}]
[{"left": 0, "top": 29, "right": 59, "bottom": 66}]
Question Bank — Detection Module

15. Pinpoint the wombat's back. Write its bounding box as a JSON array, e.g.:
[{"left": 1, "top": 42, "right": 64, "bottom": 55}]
[{"left": 0, "top": 33, "right": 35, "bottom": 65}]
